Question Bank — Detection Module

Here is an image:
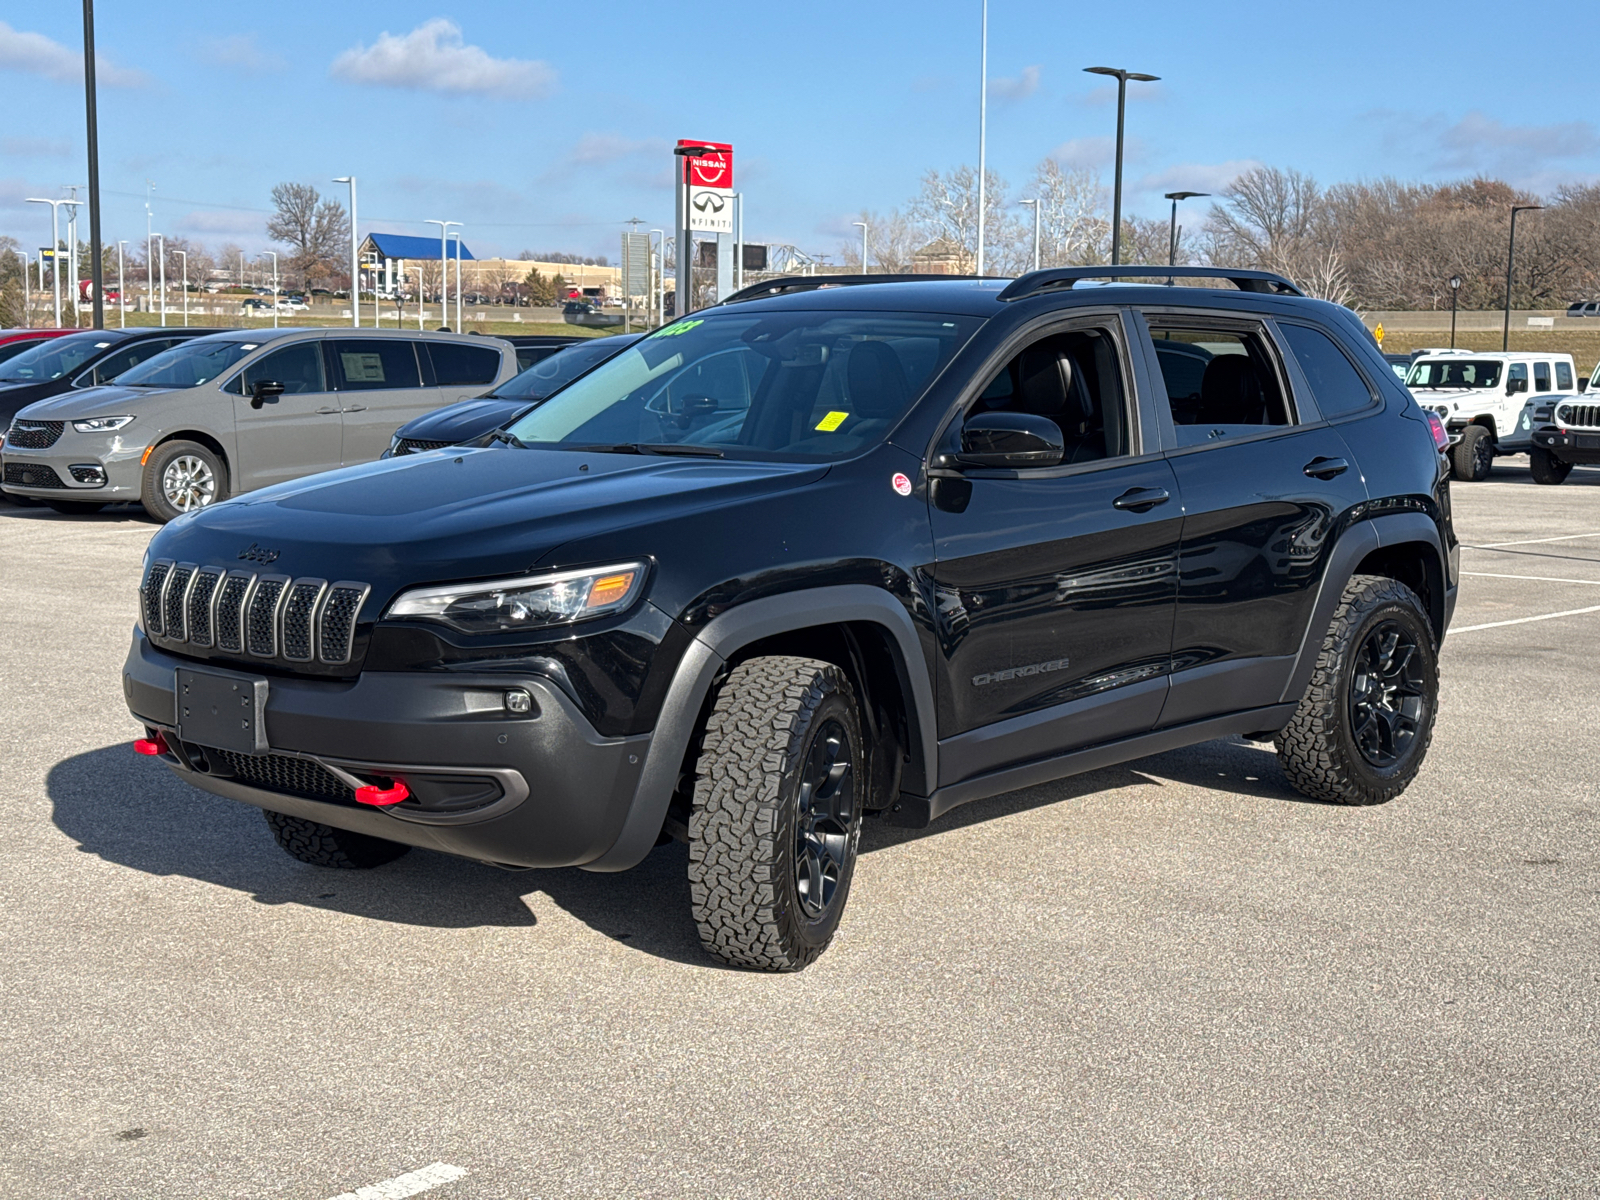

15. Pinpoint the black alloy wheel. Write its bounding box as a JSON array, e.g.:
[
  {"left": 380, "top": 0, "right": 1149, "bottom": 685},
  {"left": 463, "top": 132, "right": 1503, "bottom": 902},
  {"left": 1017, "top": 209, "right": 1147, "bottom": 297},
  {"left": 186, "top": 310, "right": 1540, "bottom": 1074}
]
[
  {"left": 794, "top": 718, "right": 856, "bottom": 920},
  {"left": 1347, "top": 620, "right": 1426, "bottom": 768}
]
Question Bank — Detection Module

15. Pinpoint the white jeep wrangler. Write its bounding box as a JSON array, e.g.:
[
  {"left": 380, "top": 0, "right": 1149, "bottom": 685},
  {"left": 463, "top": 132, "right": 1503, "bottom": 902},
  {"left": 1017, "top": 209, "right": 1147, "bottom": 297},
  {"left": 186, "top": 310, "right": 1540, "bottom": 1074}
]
[
  {"left": 1530, "top": 360, "right": 1600, "bottom": 484},
  {"left": 1406, "top": 351, "right": 1580, "bottom": 482}
]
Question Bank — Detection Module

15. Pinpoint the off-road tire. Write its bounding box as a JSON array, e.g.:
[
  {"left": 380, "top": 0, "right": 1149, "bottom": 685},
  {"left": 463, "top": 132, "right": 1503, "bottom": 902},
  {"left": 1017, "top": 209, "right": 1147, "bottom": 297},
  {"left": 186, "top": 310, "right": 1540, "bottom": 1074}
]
[
  {"left": 142, "top": 439, "right": 228, "bottom": 524},
  {"left": 1529, "top": 446, "right": 1573, "bottom": 485},
  {"left": 687, "top": 656, "right": 864, "bottom": 972},
  {"left": 1450, "top": 425, "right": 1493, "bottom": 481},
  {"left": 1275, "top": 574, "right": 1438, "bottom": 806},
  {"left": 44, "top": 499, "right": 108, "bottom": 514},
  {"left": 264, "top": 811, "right": 410, "bottom": 869}
]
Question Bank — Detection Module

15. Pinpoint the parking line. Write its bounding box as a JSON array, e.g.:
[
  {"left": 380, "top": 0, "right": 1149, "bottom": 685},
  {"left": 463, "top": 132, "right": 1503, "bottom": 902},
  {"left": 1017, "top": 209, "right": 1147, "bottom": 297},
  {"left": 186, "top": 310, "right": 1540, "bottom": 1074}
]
[
  {"left": 1461, "top": 571, "right": 1600, "bottom": 586},
  {"left": 1451, "top": 603, "right": 1600, "bottom": 634},
  {"left": 1468, "top": 532, "right": 1600, "bottom": 548},
  {"left": 327, "top": 1162, "right": 468, "bottom": 1200}
]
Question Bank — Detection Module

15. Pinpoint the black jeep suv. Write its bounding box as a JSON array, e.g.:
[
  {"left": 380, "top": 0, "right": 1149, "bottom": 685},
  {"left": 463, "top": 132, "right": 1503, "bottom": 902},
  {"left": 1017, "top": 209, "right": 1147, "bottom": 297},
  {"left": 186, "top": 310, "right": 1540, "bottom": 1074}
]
[{"left": 124, "top": 267, "right": 1457, "bottom": 971}]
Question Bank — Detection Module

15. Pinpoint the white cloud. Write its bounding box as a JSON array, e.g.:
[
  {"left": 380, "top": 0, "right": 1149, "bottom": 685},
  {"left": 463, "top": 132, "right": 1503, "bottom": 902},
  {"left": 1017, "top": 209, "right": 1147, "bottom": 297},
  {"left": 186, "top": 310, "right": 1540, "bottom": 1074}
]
[
  {"left": 182, "top": 210, "right": 266, "bottom": 236},
  {"left": 989, "top": 65, "right": 1040, "bottom": 101},
  {"left": 1432, "top": 110, "right": 1598, "bottom": 174},
  {"left": 331, "top": 19, "right": 555, "bottom": 99},
  {"left": 202, "top": 34, "right": 285, "bottom": 75},
  {"left": 1050, "top": 136, "right": 1119, "bottom": 169},
  {"left": 1134, "top": 159, "right": 1264, "bottom": 197},
  {"left": 0, "top": 20, "right": 146, "bottom": 87},
  {"left": 2, "top": 136, "right": 70, "bottom": 157},
  {"left": 569, "top": 132, "right": 663, "bottom": 166}
]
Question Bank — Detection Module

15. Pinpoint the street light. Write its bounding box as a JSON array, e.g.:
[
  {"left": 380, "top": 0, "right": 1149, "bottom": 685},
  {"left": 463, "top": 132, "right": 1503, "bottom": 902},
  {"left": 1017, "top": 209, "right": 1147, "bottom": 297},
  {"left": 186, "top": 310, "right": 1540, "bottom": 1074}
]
[
  {"left": 853, "top": 221, "right": 869, "bottom": 273},
  {"left": 334, "top": 176, "right": 359, "bottom": 327},
  {"left": 24, "top": 197, "right": 67, "bottom": 327},
  {"left": 673, "top": 144, "right": 716, "bottom": 316},
  {"left": 1449, "top": 274, "right": 1462, "bottom": 350},
  {"left": 264, "top": 250, "right": 278, "bottom": 328},
  {"left": 116, "top": 239, "right": 126, "bottom": 328},
  {"left": 155, "top": 233, "right": 166, "bottom": 326},
  {"left": 1018, "top": 199, "right": 1040, "bottom": 271},
  {"left": 82, "top": 0, "right": 106, "bottom": 329},
  {"left": 174, "top": 249, "right": 187, "bottom": 326},
  {"left": 62, "top": 197, "right": 83, "bottom": 325},
  {"left": 449, "top": 231, "right": 463, "bottom": 332},
  {"left": 976, "top": 0, "right": 989, "bottom": 274},
  {"left": 1503, "top": 204, "right": 1543, "bottom": 352},
  {"left": 425, "top": 219, "right": 460, "bottom": 330},
  {"left": 649, "top": 228, "right": 665, "bottom": 326},
  {"left": 1084, "top": 65, "right": 1160, "bottom": 267},
  {"left": 1163, "top": 191, "right": 1208, "bottom": 268}
]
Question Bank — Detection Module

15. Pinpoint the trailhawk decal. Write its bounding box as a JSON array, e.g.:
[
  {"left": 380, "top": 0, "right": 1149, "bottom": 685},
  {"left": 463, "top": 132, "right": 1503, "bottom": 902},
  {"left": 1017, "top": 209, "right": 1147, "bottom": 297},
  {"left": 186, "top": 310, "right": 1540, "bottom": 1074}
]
[{"left": 972, "top": 656, "right": 1070, "bottom": 687}]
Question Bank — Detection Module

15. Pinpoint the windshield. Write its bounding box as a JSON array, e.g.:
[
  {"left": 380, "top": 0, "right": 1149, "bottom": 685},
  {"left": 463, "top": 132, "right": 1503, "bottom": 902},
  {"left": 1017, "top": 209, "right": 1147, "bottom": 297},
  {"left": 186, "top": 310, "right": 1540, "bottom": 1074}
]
[
  {"left": 505, "top": 311, "right": 981, "bottom": 460},
  {"left": 491, "top": 336, "right": 636, "bottom": 399},
  {"left": 116, "top": 338, "right": 258, "bottom": 388},
  {"left": 0, "top": 332, "right": 117, "bottom": 382},
  {"left": 1406, "top": 359, "right": 1502, "bottom": 388}
]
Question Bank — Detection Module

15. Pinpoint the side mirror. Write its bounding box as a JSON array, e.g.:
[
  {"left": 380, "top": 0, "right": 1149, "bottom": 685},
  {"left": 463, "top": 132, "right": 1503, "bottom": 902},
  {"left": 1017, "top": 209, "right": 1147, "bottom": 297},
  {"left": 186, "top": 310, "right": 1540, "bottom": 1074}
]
[
  {"left": 955, "top": 412, "right": 1064, "bottom": 469},
  {"left": 671, "top": 393, "right": 718, "bottom": 428},
  {"left": 249, "top": 380, "right": 285, "bottom": 410},
  {"left": 1579, "top": 378, "right": 1590, "bottom": 393},
  {"left": 1507, "top": 377, "right": 1528, "bottom": 395}
]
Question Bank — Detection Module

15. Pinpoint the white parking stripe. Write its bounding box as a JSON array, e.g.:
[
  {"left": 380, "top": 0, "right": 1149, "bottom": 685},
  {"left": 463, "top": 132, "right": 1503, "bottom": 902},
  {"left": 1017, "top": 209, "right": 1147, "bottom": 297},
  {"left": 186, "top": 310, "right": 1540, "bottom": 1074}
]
[
  {"left": 327, "top": 1163, "right": 468, "bottom": 1200},
  {"left": 1452, "top": 604, "right": 1600, "bottom": 633},
  {"left": 1462, "top": 571, "right": 1600, "bottom": 586},
  {"left": 1468, "top": 532, "right": 1600, "bottom": 548}
]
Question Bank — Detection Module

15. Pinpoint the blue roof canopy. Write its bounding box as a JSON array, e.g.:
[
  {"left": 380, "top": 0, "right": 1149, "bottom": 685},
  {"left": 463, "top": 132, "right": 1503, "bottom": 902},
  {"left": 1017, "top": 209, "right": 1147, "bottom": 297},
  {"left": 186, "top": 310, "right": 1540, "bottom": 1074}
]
[{"left": 360, "top": 232, "right": 476, "bottom": 261}]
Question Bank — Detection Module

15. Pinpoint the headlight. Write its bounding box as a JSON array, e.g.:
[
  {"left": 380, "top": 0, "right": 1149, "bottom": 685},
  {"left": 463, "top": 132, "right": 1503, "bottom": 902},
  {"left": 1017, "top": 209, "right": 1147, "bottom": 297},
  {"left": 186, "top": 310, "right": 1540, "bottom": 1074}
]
[
  {"left": 72, "top": 416, "right": 134, "bottom": 433},
  {"left": 386, "top": 562, "right": 648, "bottom": 633},
  {"left": 388, "top": 433, "right": 404, "bottom": 456}
]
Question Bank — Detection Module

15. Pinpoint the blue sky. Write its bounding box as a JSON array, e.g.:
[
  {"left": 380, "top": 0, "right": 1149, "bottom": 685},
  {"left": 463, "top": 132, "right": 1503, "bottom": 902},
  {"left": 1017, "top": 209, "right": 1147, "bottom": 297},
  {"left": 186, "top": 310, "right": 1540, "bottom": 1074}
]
[{"left": 3, "top": 0, "right": 1598, "bottom": 262}]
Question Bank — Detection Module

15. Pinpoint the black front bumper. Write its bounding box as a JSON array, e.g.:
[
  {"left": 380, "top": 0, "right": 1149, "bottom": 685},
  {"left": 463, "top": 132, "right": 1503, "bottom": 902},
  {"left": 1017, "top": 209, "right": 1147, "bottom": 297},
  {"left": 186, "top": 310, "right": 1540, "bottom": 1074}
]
[
  {"left": 124, "top": 630, "right": 651, "bottom": 868},
  {"left": 1533, "top": 430, "right": 1600, "bottom": 464}
]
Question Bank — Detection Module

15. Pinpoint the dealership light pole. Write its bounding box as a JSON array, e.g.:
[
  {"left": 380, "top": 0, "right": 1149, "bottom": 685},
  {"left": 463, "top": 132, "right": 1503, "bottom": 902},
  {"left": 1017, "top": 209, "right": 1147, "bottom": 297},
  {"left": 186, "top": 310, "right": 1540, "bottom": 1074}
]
[
  {"left": 63, "top": 196, "right": 83, "bottom": 325},
  {"left": 264, "top": 250, "right": 278, "bottom": 328},
  {"left": 155, "top": 233, "right": 166, "bottom": 326},
  {"left": 81, "top": 0, "right": 105, "bottom": 328},
  {"left": 334, "top": 176, "right": 358, "bottom": 327},
  {"left": 1503, "top": 204, "right": 1542, "bottom": 352},
  {"left": 649, "top": 229, "right": 665, "bottom": 326},
  {"left": 174, "top": 249, "right": 187, "bottom": 326},
  {"left": 1084, "top": 65, "right": 1160, "bottom": 268},
  {"left": 674, "top": 144, "right": 715, "bottom": 317},
  {"left": 976, "top": 0, "right": 988, "bottom": 274},
  {"left": 25, "top": 197, "right": 65, "bottom": 327},
  {"left": 425, "top": 219, "right": 459, "bottom": 330},
  {"left": 116, "top": 240, "right": 126, "bottom": 327},
  {"left": 450, "top": 231, "right": 463, "bottom": 332},
  {"left": 734, "top": 193, "right": 745, "bottom": 290},
  {"left": 853, "top": 221, "right": 869, "bottom": 273},
  {"left": 1163, "top": 191, "right": 1207, "bottom": 268},
  {"left": 1018, "top": 199, "right": 1040, "bottom": 271},
  {"left": 1449, "top": 274, "right": 1462, "bottom": 349}
]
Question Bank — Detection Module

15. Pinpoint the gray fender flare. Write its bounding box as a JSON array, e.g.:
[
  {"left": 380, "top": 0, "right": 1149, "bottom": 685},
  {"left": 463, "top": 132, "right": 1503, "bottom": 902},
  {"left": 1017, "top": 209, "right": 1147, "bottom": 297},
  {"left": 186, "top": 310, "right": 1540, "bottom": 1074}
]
[
  {"left": 1277, "top": 511, "right": 1446, "bottom": 707},
  {"left": 582, "top": 584, "right": 938, "bottom": 873}
]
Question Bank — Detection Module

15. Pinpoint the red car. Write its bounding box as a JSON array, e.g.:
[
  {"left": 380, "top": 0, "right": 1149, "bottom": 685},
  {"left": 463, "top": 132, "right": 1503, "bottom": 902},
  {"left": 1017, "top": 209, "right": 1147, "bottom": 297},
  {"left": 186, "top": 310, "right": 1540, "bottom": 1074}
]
[{"left": 0, "top": 329, "right": 77, "bottom": 370}]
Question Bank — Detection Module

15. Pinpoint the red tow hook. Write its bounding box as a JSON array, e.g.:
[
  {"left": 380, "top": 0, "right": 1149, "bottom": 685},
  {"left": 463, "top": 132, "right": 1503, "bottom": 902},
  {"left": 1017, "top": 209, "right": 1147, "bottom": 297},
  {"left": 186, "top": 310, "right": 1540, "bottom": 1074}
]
[
  {"left": 134, "top": 731, "right": 169, "bottom": 757},
  {"left": 355, "top": 780, "right": 410, "bottom": 807}
]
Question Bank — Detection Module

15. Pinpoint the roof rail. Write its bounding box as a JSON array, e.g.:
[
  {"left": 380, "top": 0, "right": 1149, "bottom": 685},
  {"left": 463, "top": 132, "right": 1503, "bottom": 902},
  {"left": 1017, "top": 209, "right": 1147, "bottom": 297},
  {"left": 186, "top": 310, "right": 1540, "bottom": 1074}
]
[
  {"left": 720, "top": 273, "right": 999, "bottom": 305},
  {"left": 995, "top": 265, "right": 1303, "bottom": 303}
]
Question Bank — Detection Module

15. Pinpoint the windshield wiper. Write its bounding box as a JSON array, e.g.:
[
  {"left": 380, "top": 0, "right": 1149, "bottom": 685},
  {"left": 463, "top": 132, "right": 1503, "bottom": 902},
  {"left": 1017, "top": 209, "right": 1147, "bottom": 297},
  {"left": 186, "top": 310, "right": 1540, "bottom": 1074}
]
[
  {"left": 569, "top": 442, "right": 725, "bottom": 458},
  {"left": 488, "top": 429, "right": 527, "bottom": 448}
]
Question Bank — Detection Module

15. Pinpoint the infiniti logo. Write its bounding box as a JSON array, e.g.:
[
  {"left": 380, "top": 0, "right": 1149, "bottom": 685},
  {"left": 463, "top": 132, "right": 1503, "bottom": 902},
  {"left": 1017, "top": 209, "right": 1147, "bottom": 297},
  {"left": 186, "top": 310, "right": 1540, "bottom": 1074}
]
[{"left": 238, "top": 543, "right": 280, "bottom": 564}]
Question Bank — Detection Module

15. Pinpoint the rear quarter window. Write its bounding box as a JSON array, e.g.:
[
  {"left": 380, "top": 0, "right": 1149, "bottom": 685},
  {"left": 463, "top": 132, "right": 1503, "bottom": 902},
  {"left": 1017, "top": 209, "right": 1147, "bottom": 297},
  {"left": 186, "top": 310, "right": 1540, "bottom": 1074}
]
[
  {"left": 1278, "top": 323, "right": 1376, "bottom": 417},
  {"left": 427, "top": 342, "right": 502, "bottom": 386},
  {"left": 327, "top": 340, "right": 422, "bottom": 390}
]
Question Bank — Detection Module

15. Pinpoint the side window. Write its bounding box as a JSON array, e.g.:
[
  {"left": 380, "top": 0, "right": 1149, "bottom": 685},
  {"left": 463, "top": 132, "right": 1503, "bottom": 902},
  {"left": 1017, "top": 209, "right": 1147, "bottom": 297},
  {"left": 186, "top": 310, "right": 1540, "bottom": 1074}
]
[
  {"left": 236, "top": 343, "right": 328, "bottom": 395},
  {"left": 327, "top": 340, "right": 422, "bottom": 391},
  {"left": 1278, "top": 323, "right": 1376, "bottom": 418},
  {"left": 427, "top": 342, "right": 502, "bottom": 386},
  {"left": 1509, "top": 363, "right": 1528, "bottom": 393},
  {"left": 963, "top": 326, "right": 1130, "bottom": 464},
  {"left": 84, "top": 339, "right": 180, "bottom": 386},
  {"left": 1556, "top": 361, "right": 1574, "bottom": 390},
  {"left": 1534, "top": 361, "right": 1551, "bottom": 392},
  {"left": 1148, "top": 322, "right": 1291, "bottom": 444}
]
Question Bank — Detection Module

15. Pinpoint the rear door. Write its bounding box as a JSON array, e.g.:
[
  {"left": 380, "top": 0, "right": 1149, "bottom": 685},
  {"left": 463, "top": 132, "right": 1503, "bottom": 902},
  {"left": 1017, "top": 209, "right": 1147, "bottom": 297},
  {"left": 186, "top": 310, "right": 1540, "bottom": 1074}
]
[
  {"left": 1137, "top": 310, "right": 1369, "bottom": 726},
  {"left": 225, "top": 340, "right": 342, "bottom": 491},
  {"left": 324, "top": 338, "right": 435, "bottom": 465}
]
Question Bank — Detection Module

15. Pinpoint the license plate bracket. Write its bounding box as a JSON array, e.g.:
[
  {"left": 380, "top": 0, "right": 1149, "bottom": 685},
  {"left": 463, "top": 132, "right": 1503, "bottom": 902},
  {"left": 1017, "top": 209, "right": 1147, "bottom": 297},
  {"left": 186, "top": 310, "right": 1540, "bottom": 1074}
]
[{"left": 176, "top": 667, "right": 270, "bottom": 754}]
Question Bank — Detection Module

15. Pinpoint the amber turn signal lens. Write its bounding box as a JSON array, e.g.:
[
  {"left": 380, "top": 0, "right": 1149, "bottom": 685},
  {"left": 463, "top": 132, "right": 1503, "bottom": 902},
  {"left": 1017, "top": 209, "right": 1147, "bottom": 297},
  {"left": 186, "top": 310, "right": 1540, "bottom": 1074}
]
[{"left": 585, "top": 571, "right": 636, "bottom": 609}]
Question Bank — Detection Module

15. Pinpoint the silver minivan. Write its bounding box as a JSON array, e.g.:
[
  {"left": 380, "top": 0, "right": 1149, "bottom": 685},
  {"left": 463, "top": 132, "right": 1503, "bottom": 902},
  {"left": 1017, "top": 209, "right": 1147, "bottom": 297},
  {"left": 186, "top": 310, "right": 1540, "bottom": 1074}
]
[{"left": 1, "top": 328, "right": 519, "bottom": 520}]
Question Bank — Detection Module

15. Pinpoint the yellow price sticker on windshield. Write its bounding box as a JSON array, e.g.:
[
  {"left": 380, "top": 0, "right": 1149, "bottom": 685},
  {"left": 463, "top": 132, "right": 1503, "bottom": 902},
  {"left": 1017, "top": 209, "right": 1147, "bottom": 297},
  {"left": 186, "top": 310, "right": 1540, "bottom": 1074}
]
[{"left": 815, "top": 411, "right": 850, "bottom": 432}]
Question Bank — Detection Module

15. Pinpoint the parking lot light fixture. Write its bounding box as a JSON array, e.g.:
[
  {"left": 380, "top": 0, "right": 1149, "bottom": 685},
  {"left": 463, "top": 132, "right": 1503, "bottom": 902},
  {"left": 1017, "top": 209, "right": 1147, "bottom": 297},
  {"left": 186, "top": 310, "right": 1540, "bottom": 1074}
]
[
  {"left": 334, "top": 176, "right": 358, "bottom": 327},
  {"left": 1449, "top": 274, "right": 1462, "bottom": 349},
  {"left": 425, "top": 219, "right": 460, "bottom": 330},
  {"left": 976, "top": 0, "right": 988, "bottom": 275},
  {"left": 649, "top": 229, "right": 665, "bottom": 326},
  {"left": 450, "top": 231, "right": 463, "bottom": 332},
  {"left": 264, "top": 250, "right": 278, "bottom": 329},
  {"left": 1503, "top": 205, "right": 1542, "bottom": 352},
  {"left": 174, "top": 249, "right": 187, "bottom": 326},
  {"left": 1163, "top": 191, "right": 1208, "bottom": 269},
  {"left": 1019, "top": 199, "right": 1040, "bottom": 271},
  {"left": 1084, "top": 66, "right": 1160, "bottom": 268},
  {"left": 853, "top": 221, "right": 869, "bottom": 273},
  {"left": 155, "top": 233, "right": 165, "bottom": 327},
  {"left": 116, "top": 240, "right": 126, "bottom": 328},
  {"left": 25, "top": 197, "right": 64, "bottom": 327}
]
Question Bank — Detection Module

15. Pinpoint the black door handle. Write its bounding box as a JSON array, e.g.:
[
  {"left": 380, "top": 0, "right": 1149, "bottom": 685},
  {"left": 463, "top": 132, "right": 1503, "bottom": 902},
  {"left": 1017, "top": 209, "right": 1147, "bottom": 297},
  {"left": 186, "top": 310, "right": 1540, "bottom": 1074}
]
[
  {"left": 1112, "top": 487, "right": 1170, "bottom": 512},
  {"left": 1303, "top": 456, "right": 1349, "bottom": 480}
]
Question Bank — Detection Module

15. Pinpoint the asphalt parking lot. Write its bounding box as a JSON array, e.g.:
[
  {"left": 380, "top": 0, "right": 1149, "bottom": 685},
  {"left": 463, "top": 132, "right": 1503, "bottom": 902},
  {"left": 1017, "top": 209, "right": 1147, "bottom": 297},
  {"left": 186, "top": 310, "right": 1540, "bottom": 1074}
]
[{"left": 2, "top": 462, "right": 1598, "bottom": 1200}]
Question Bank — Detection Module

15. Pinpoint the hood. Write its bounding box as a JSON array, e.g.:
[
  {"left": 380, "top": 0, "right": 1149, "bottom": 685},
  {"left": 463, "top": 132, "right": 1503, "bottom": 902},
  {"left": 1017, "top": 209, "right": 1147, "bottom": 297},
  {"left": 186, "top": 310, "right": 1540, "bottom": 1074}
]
[
  {"left": 395, "top": 396, "right": 533, "bottom": 443},
  {"left": 14, "top": 383, "right": 182, "bottom": 422},
  {"left": 147, "top": 445, "right": 828, "bottom": 602}
]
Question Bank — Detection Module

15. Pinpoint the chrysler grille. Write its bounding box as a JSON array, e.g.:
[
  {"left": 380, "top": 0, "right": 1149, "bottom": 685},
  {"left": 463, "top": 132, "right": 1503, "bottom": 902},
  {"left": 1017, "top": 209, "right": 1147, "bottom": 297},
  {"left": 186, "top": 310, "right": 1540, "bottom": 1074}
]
[
  {"left": 6, "top": 420, "right": 64, "bottom": 450},
  {"left": 141, "top": 559, "right": 370, "bottom": 666}
]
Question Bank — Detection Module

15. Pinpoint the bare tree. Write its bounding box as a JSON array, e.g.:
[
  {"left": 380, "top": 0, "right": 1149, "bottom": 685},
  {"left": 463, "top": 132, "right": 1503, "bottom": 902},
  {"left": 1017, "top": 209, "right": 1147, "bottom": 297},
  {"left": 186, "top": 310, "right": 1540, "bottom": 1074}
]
[
  {"left": 837, "top": 208, "right": 921, "bottom": 273},
  {"left": 1028, "top": 159, "right": 1108, "bottom": 266},
  {"left": 908, "top": 165, "right": 1022, "bottom": 273},
  {"left": 266, "top": 183, "right": 351, "bottom": 291}
]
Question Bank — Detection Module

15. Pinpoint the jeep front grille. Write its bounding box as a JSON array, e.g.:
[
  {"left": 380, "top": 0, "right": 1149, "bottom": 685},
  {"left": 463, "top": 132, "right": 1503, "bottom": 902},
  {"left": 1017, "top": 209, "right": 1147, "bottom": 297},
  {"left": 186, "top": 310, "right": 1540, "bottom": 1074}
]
[
  {"left": 141, "top": 559, "right": 371, "bottom": 668},
  {"left": 6, "top": 420, "right": 63, "bottom": 450},
  {"left": 1557, "top": 402, "right": 1600, "bottom": 429}
]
